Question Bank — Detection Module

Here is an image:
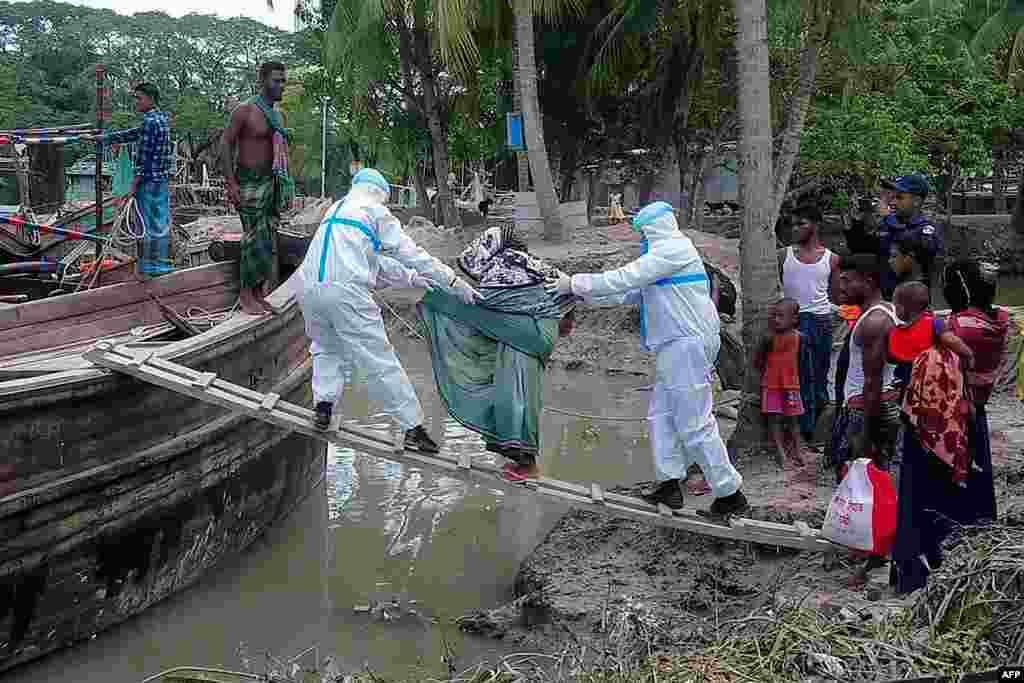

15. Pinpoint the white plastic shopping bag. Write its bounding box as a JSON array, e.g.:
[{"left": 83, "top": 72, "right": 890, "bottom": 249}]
[{"left": 821, "top": 458, "right": 897, "bottom": 555}]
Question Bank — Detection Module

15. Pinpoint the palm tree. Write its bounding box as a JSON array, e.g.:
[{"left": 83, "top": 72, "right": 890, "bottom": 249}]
[
  {"left": 434, "top": 0, "right": 583, "bottom": 242},
  {"left": 727, "top": 0, "right": 865, "bottom": 448},
  {"left": 326, "top": 0, "right": 462, "bottom": 229},
  {"left": 898, "top": 0, "right": 1024, "bottom": 80},
  {"left": 731, "top": 0, "right": 782, "bottom": 449},
  {"left": 514, "top": 0, "right": 567, "bottom": 241}
]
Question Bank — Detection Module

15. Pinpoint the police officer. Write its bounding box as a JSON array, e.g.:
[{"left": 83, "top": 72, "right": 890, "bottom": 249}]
[{"left": 844, "top": 173, "right": 942, "bottom": 299}]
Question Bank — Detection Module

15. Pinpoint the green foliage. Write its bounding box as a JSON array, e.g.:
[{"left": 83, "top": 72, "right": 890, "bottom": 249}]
[
  {"left": 800, "top": 94, "right": 925, "bottom": 187},
  {"left": 798, "top": 0, "right": 1024, "bottom": 191},
  {"left": 0, "top": 1, "right": 298, "bottom": 131},
  {"left": 0, "top": 63, "right": 29, "bottom": 129}
]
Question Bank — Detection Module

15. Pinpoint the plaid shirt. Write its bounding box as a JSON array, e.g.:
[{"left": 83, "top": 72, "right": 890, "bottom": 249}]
[{"left": 105, "top": 109, "right": 172, "bottom": 182}]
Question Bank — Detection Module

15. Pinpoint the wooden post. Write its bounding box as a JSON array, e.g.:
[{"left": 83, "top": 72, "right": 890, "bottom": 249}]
[{"left": 94, "top": 64, "right": 105, "bottom": 257}]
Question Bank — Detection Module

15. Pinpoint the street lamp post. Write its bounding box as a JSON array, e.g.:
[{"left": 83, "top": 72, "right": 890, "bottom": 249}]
[{"left": 320, "top": 96, "right": 331, "bottom": 198}]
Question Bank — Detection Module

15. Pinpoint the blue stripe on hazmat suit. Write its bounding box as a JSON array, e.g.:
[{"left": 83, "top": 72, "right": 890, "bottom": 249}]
[
  {"left": 296, "top": 170, "right": 456, "bottom": 430},
  {"left": 570, "top": 201, "right": 743, "bottom": 498}
]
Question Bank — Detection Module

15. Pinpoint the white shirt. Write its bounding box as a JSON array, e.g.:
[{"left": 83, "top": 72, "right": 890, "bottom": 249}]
[{"left": 782, "top": 246, "right": 834, "bottom": 315}]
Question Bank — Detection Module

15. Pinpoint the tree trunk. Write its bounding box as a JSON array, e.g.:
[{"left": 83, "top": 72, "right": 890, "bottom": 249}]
[
  {"left": 637, "top": 172, "right": 656, "bottom": 206},
  {"left": 770, "top": 40, "right": 820, "bottom": 218},
  {"left": 422, "top": 81, "right": 459, "bottom": 230},
  {"left": 515, "top": 0, "right": 566, "bottom": 242},
  {"left": 676, "top": 139, "right": 695, "bottom": 230},
  {"left": 1014, "top": 174, "right": 1024, "bottom": 234},
  {"left": 586, "top": 167, "right": 599, "bottom": 226},
  {"left": 728, "top": 0, "right": 781, "bottom": 452},
  {"left": 413, "top": 160, "right": 430, "bottom": 217},
  {"left": 690, "top": 145, "right": 714, "bottom": 234},
  {"left": 512, "top": 27, "right": 531, "bottom": 193}
]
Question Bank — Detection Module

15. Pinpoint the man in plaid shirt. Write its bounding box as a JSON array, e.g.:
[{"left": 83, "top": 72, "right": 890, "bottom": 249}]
[{"left": 85, "top": 82, "right": 174, "bottom": 278}]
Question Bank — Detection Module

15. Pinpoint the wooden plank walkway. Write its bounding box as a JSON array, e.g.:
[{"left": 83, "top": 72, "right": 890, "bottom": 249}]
[{"left": 83, "top": 341, "right": 842, "bottom": 554}]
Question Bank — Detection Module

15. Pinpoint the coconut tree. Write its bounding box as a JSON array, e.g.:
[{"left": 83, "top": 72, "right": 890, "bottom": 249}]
[
  {"left": 514, "top": 0, "right": 569, "bottom": 240},
  {"left": 326, "top": 0, "right": 463, "bottom": 229},
  {"left": 731, "top": 0, "right": 781, "bottom": 449},
  {"left": 433, "top": 0, "right": 584, "bottom": 242},
  {"left": 727, "top": 0, "right": 869, "bottom": 448}
]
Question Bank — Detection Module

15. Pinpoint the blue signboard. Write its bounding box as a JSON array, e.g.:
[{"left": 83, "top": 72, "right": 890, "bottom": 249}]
[{"left": 506, "top": 112, "right": 525, "bottom": 151}]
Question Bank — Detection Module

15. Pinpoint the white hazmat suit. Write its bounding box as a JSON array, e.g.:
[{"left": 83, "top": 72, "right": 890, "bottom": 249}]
[
  {"left": 551, "top": 202, "right": 743, "bottom": 502},
  {"left": 297, "top": 168, "right": 478, "bottom": 440}
]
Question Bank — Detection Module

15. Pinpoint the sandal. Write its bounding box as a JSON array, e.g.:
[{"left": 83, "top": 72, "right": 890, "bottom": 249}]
[
  {"left": 501, "top": 462, "right": 539, "bottom": 482},
  {"left": 686, "top": 480, "right": 712, "bottom": 496}
]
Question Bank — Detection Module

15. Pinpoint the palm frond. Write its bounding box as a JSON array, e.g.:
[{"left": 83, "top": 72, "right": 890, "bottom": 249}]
[
  {"left": 530, "top": 0, "right": 585, "bottom": 25},
  {"left": 1010, "top": 24, "right": 1024, "bottom": 76},
  {"left": 968, "top": 8, "right": 1024, "bottom": 60},
  {"left": 895, "top": 0, "right": 962, "bottom": 18},
  {"left": 434, "top": 0, "right": 481, "bottom": 78}
]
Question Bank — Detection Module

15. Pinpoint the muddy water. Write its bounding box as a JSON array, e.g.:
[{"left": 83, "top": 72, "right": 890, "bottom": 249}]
[
  {"left": 995, "top": 275, "right": 1024, "bottom": 307},
  {"left": 8, "top": 337, "right": 654, "bottom": 682}
]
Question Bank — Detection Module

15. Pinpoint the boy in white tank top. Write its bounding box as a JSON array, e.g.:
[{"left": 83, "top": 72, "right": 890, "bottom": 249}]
[{"left": 780, "top": 206, "right": 840, "bottom": 445}]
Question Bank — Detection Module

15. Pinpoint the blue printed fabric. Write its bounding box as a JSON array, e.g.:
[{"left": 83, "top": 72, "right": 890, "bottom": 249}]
[{"left": 136, "top": 180, "right": 173, "bottom": 276}]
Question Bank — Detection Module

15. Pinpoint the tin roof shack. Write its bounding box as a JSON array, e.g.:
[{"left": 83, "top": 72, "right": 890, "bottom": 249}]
[{"left": 65, "top": 157, "right": 114, "bottom": 202}]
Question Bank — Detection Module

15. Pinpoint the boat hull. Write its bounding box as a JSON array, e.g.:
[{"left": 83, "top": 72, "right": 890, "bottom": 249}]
[{"left": 0, "top": 275, "right": 326, "bottom": 675}]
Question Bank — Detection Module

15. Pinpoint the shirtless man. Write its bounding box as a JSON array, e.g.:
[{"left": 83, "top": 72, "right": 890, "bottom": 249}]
[{"left": 220, "top": 62, "right": 288, "bottom": 315}]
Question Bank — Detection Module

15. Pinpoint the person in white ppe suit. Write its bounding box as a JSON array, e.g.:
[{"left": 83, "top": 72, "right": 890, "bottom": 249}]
[
  {"left": 547, "top": 201, "right": 748, "bottom": 517},
  {"left": 298, "top": 168, "right": 481, "bottom": 452}
]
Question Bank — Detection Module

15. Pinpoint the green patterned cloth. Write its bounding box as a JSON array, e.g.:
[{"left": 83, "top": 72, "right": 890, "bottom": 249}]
[
  {"left": 417, "top": 286, "right": 563, "bottom": 463},
  {"left": 250, "top": 96, "right": 296, "bottom": 215},
  {"left": 237, "top": 166, "right": 277, "bottom": 289}
]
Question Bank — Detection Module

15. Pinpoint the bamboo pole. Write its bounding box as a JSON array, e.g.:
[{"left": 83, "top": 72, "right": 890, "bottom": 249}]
[{"left": 94, "top": 64, "right": 106, "bottom": 259}]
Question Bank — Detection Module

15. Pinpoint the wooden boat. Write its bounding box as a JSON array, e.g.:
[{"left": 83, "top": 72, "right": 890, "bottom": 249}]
[{"left": 0, "top": 257, "right": 326, "bottom": 674}]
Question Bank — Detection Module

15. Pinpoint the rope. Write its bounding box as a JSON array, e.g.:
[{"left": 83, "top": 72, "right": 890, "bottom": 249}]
[
  {"left": 110, "top": 196, "right": 146, "bottom": 250},
  {"left": 544, "top": 405, "right": 648, "bottom": 421},
  {"left": 377, "top": 296, "right": 426, "bottom": 341}
]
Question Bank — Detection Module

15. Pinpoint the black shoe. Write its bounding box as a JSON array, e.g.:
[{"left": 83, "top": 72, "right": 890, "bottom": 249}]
[
  {"left": 641, "top": 478, "right": 685, "bottom": 510},
  {"left": 313, "top": 401, "right": 332, "bottom": 430},
  {"left": 404, "top": 425, "right": 439, "bottom": 453},
  {"left": 709, "top": 490, "right": 749, "bottom": 518}
]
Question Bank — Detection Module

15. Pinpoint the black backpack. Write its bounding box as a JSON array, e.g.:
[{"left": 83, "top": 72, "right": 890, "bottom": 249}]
[{"left": 704, "top": 261, "right": 737, "bottom": 317}]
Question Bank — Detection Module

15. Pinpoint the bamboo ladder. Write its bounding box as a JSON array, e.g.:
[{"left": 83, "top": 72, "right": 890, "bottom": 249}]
[{"left": 84, "top": 341, "right": 841, "bottom": 554}]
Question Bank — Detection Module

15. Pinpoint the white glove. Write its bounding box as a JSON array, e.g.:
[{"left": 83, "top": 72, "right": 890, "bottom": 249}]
[
  {"left": 410, "top": 274, "right": 438, "bottom": 291},
  {"left": 450, "top": 276, "right": 482, "bottom": 305},
  {"left": 545, "top": 274, "right": 573, "bottom": 298}
]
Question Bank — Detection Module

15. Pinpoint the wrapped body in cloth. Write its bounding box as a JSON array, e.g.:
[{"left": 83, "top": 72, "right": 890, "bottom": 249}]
[{"left": 417, "top": 226, "right": 576, "bottom": 481}]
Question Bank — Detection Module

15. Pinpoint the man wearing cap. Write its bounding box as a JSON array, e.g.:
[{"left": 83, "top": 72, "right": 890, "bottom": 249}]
[
  {"left": 547, "top": 201, "right": 748, "bottom": 519},
  {"left": 844, "top": 173, "right": 942, "bottom": 299}
]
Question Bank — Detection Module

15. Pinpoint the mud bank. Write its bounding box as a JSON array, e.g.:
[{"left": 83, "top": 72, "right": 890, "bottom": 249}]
[
  {"left": 377, "top": 219, "right": 1024, "bottom": 670},
  {"left": 454, "top": 393, "right": 1024, "bottom": 667}
]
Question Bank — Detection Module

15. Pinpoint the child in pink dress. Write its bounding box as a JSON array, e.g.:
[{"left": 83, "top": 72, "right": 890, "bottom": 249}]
[{"left": 754, "top": 299, "right": 808, "bottom": 469}]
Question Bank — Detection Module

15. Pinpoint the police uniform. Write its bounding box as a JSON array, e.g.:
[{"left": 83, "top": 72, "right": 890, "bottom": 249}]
[{"left": 844, "top": 174, "right": 942, "bottom": 299}]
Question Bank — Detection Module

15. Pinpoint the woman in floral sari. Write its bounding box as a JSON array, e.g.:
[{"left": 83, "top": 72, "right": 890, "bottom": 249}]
[
  {"left": 417, "top": 225, "right": 576, "bottom": 481},
  {"left": 891, "top": 260, "right": 1008, "bottom": 594}
]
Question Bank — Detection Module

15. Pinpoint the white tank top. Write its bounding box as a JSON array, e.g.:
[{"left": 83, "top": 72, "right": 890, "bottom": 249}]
[
  {"left": 783, "top": 246, "right": 833, "bottom": 315},
  {"left": 843, "top": 303, "right": 898, "bottom": 405}
]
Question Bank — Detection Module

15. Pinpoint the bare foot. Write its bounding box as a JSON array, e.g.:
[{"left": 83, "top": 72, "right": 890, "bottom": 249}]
[
  {"left": 239, "top": 289, "right": 267, "bottom": 316},
  {"left": 258, "top": 298, "right": 275, "bottom": 314}
]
